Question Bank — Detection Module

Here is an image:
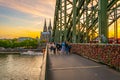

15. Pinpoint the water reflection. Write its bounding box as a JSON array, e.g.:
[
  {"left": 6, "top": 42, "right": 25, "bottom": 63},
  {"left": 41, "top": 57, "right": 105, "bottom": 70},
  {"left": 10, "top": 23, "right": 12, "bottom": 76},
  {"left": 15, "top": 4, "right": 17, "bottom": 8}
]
[{"left": 0, "top": 54, "right": 42, "bottom": 80}]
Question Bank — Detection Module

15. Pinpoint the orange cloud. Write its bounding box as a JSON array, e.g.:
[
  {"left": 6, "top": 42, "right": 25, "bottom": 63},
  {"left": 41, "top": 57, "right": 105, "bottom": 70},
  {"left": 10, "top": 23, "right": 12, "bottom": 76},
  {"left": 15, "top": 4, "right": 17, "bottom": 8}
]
[
  {"left": 0, "top": 0, "right": 55, "bottom": 18},
  {"left": 0, "top": 25, "right": 42, "bottom": 39},
  {"left": 0, "top": 0, "right": 55, "bottom": 39},
  {"left": 0, "top": 14, "right": 35, "bottom": 24}
]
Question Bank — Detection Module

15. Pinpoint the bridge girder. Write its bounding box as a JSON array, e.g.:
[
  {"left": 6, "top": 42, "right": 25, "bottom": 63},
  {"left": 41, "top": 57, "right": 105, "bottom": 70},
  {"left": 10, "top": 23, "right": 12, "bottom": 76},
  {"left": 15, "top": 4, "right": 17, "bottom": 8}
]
[{"left": 52, "top": 0, "right": 120, "bottom": 43}]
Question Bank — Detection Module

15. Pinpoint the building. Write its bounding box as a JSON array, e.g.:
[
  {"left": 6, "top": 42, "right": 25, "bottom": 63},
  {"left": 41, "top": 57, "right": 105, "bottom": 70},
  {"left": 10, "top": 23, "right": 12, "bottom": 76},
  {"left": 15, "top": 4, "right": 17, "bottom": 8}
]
[
  {"left": 40, "top": 19, "right": 52, "bottom": 42},
  {"left": 18, "top": 37, "right": 34, "bottom": 42}
]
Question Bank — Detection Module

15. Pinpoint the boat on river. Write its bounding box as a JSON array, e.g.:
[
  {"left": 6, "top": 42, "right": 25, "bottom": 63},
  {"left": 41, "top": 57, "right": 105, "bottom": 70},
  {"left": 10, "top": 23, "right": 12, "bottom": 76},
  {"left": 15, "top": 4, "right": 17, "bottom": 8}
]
[{"left": 21, "top": 51, "right": 43, "bottom": 55}]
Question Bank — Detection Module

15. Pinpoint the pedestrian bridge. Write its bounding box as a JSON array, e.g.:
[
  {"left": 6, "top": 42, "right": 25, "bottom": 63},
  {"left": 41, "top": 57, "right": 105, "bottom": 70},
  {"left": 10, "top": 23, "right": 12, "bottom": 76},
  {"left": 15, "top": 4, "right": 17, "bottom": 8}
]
[
  {"left": 40, "top": 44, "right": 120, "bottom": 80},
  {"left": 40, "top": 0, "right": 120, "bottom": 79}
]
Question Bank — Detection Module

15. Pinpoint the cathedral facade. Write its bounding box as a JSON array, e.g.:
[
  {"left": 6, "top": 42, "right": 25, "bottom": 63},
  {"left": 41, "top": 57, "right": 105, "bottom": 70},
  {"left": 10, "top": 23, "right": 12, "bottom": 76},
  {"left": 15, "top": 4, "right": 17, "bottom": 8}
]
[{"left": 40, "top": 19, "right": 52, "bottom": 42}]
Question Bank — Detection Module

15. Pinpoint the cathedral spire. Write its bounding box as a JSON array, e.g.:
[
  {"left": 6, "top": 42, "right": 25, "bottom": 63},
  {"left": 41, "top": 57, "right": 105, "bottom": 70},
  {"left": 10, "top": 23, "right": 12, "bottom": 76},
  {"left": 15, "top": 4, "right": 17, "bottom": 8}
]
[
  {"left": 43, "top": 19, "right": 47, "bottom": 32},
  {"left": 48, "top": 19, "right": 52, "bottom": 32}
]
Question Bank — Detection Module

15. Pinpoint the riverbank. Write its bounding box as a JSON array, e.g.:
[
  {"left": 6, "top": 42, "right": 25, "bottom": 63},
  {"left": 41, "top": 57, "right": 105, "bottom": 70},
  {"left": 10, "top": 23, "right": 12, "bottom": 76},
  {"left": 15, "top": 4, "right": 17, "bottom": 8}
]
[{"left": 0, "top": 52, "right": 20, "bottom": 54}]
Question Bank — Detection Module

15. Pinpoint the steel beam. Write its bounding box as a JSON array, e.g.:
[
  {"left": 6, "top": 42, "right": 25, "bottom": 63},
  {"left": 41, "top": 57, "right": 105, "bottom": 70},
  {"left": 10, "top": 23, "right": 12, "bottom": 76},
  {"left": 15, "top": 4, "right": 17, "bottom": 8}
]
[
  {"left": 98, "top": 0, "right": 108, "bottom": 43},
  {"left": 72, "top": 0, "right": 77, "bottom": 43},
  {"left": 64, "top": 0, "right": 67, "bottom": 41},
  {"left": 52, "top": 0, "right": 119, "bottom": 43}
]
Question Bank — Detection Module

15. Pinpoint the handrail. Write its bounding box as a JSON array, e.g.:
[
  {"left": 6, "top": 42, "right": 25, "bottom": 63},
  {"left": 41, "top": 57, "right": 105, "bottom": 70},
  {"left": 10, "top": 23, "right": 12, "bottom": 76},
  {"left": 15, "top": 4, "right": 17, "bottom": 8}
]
[
  {"left": 71, "top": 43, "right": 120, "bottom": 71},
  {"left": 39, "top": 46, "right": 48, "bottom": 80}
]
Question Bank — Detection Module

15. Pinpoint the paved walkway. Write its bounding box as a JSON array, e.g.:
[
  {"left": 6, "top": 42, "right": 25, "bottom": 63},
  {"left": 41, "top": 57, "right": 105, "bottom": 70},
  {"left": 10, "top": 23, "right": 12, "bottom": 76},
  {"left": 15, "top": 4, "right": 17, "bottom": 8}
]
[{"left": 47, "top": 54, "right": 120, "bottom": 80}]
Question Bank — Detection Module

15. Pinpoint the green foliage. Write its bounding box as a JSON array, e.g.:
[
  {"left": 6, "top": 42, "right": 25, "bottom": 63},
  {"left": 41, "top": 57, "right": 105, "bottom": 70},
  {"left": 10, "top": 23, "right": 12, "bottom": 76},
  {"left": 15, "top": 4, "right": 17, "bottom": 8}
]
[
  {"left": 0, "top": 39, "right": 12, "bottom": 48},
  {"left": 0, "top": 38, "right": 38, "bottom": 49},
  {"left": 40, "top": 39, "right": 47, "bottom": 43}
]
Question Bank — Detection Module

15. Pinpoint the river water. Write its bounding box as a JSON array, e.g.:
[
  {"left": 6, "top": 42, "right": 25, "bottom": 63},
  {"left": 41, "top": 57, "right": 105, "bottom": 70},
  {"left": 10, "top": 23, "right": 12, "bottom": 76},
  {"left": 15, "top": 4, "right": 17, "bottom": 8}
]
[{"left": 0, "top": 53, "right": 43, "bottom": 80}]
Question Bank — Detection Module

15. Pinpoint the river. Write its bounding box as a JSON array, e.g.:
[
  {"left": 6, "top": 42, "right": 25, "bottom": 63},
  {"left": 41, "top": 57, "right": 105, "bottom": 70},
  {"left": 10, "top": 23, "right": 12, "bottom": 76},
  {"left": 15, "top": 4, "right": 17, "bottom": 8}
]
[{"left": 0, "top": 53, "right": 43, "bottom": 80}]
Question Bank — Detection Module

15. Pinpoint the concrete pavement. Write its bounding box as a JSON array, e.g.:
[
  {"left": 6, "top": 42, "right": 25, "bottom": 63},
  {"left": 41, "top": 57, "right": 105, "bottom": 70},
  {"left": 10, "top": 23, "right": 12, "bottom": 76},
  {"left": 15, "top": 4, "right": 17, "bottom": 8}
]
[{"left": 47, "top": 54, "right": 120, "bottom": 80}]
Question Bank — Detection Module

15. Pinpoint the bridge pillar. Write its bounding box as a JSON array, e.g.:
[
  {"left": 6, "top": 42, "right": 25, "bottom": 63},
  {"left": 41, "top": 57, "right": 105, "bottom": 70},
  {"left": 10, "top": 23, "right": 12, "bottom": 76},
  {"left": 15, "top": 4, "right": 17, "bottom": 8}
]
[
  {"left": 72, "top": 0, "right": 77, "bottom": 43},
  {"left": 60, "top": 0, "right": 62, "bottom": 43},
  {"left": 114, "top": 4, "right": 118, "bottom": 43},
  {"left": 64, "top": 0, "right": 67, "bottom": 41},
  {"left": 98, "top": 0, "right": 108, "bottom": 43},
  {"left": 85, "top": 0, "right": 89, "bottom": 43}
]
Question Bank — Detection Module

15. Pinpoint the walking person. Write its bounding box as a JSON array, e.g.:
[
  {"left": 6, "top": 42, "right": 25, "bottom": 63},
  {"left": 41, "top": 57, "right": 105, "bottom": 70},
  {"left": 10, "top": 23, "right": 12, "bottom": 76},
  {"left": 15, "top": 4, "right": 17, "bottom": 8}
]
[
  {"left": 65, "top": 41, "right": 71, "bottom": 55},
  {"left": 47, "top": 42, "right": 53, "bottom": 54},
  {"left": 60, "top": 41, "right": 66, "bottom": 55},
  {"left": 51, "top": 42, "right": 56, "bottom": 55},
  {"left": 68, "top": 42, "right": 71, "bottom": 54},
  {"left": 56, "top": 43, "right": 62, "bottom": 55},
  {"left": 48, "top": 42, "right": 55, "bottom": 54}
]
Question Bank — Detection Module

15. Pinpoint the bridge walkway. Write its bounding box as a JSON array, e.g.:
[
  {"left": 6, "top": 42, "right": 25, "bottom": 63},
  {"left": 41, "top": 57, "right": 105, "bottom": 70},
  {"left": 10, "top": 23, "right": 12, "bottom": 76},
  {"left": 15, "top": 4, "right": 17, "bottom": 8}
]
[{"left": 47, "top": 53, "right": 120, "bottom": 80}]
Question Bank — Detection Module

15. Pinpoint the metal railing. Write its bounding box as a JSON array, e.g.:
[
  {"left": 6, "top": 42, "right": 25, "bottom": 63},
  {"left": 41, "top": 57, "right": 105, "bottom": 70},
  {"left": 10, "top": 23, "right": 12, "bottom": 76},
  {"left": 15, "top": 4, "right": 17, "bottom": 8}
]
[
  {"left": 71, "top": 43, "right": 120, "bottom": 71},
  {"left": 39, "top": 46, "right": 48, "bottom": 80}
]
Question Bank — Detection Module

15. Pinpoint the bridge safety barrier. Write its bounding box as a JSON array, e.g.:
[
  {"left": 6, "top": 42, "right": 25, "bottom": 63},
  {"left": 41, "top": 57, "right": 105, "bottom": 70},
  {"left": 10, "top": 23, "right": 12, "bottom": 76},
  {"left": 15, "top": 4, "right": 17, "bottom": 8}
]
[
  {"left": 71, "top": 43, "right": 120, "bottom": 71},
  {"left": 40, "top": 47, "right": 48, "bottom": 80}
]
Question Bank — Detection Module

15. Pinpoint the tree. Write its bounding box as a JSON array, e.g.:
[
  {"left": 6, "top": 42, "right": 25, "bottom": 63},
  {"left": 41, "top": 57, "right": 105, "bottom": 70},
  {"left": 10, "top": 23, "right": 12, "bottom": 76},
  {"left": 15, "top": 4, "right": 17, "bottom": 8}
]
[{"left": 0, "top": 38, "right": 38, "bottom": 49}]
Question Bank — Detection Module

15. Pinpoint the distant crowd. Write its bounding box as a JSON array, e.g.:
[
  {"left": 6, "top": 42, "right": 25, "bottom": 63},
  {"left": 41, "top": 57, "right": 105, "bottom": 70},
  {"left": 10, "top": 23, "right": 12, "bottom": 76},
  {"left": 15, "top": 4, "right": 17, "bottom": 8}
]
[{"left": 47, "top": 41, "right": 71, "bottom": 55}]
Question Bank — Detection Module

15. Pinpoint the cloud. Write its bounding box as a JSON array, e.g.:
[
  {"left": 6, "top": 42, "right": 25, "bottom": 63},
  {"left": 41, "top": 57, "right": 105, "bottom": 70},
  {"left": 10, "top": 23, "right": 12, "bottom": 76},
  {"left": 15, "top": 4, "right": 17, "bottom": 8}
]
[
  {"left": 0, "top": 0, "right": 55, "bottom": 38},
  {"left": 0, "top": 13, "right": 46, "bottom": 31},
  {"left": 0, "top": 14, "right": 35, "bottom": 24},
  {"left": 0, "top": 25, "right": 41, "bottom": 38},
  {"left": 0, "top": 0, "right": 56, "bottom": 18}
]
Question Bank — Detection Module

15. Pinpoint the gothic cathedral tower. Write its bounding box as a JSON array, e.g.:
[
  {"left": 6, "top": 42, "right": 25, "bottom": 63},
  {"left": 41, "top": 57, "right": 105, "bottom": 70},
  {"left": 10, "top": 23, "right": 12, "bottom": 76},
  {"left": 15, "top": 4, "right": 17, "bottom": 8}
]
[
  {"left": 43, "top": 19, "right": 47, "bottom": 32},
  {"left": 48, "top": 19, "right": 52, "bottom": 33},
  {"left": 40, "top": 19, "right": 52, "bottom": 42}
]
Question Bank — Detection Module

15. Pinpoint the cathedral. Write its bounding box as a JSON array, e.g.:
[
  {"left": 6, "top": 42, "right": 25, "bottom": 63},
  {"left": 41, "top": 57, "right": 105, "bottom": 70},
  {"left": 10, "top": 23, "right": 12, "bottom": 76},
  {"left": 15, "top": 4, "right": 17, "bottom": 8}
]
[{"left": 40, "top": 19, "right": 52, "bottom": 42}]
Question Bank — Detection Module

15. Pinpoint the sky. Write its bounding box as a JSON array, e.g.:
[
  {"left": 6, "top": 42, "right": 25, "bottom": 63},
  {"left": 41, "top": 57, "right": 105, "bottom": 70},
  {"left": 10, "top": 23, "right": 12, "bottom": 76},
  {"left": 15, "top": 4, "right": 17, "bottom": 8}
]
[
  {"left": 0, "top": 0, "right": 55, "bottom": 39},
  {"left": 109, "top": 19, "right": 120, "bottom": 38},
  {"left": 0, "top": 0, "right": 119, "bottom": 39}
]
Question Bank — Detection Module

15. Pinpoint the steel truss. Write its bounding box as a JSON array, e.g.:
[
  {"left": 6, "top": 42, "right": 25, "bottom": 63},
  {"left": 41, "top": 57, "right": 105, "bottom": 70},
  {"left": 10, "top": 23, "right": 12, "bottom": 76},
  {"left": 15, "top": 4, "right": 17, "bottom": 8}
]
[{"left": 52, "top": 0, "right": 120, "bottom": 43}]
